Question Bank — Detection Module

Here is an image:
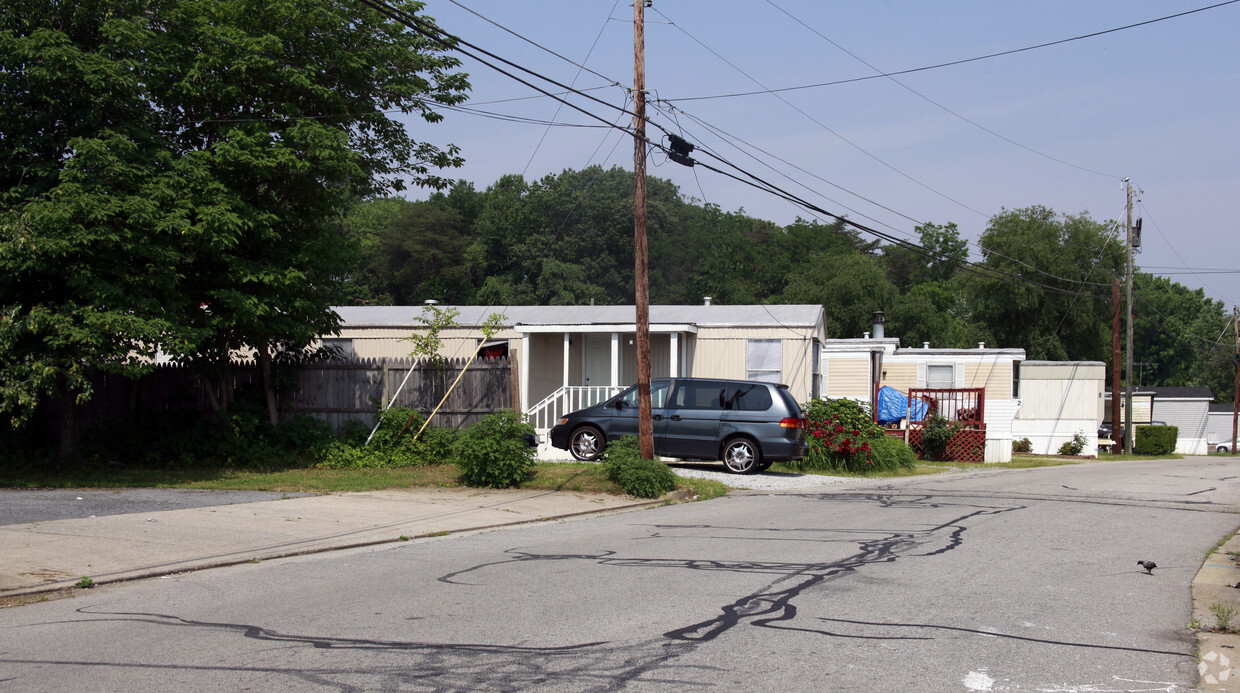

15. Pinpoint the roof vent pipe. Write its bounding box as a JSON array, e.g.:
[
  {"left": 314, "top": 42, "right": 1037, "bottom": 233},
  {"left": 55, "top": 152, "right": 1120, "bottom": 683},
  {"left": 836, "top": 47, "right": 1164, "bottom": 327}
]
[
  {"left": 864, "top": 332, "right": 870, "bottom": 339},
  {"left": 871, "top": 310, "right": 885, "bottom": 340},
  {"left": 424, "top": 299, "right": 438, "bottom": 305},
  {"left": 923, "top": 342, "right": 931, "bottom": 349},
  {"left": 978, "top": 342, "right": 985, "bottom": 349},
  {"left": 703, "top": 296, "right": 712, "bottom": 306}
]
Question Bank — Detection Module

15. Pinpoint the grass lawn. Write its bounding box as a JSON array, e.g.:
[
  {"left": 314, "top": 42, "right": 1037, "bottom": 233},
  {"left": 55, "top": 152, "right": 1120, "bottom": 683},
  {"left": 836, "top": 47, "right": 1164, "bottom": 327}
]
[
  {"left": 0, "top": 460, "right": 731, "bottom": 502},
  {"left": 1, "top": 449, "right": 1180, "bottom": 500}
]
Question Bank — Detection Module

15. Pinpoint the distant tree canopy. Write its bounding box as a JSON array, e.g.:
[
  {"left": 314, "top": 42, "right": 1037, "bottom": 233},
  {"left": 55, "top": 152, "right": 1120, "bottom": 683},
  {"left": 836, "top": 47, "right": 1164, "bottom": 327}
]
[
  {"left": 338, "top": 175, "right": 1233, "bottom": 402},
  {"left": 0, "top": 0, "right": 468, "bottom": 432}
]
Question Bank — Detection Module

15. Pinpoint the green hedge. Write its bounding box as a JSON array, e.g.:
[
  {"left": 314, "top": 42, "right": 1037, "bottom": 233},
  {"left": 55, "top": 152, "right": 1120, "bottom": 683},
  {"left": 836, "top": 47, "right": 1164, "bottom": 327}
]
[
  {"left": 602, "top": 436, "right": 677, "bottom": 498},
  {"left": 1133, "top": 425, "right": 1178, "bottom": 455}
]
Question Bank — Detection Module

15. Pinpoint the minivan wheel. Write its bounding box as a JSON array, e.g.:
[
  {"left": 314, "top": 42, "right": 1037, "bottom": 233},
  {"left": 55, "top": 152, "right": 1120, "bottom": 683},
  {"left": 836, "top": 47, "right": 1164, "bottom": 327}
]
[
  {"left": 570, "top": 426, "right": 604, "bottom": 461},
  {"left": 722, "top": 438, "right": 761, "bottom": 474}
]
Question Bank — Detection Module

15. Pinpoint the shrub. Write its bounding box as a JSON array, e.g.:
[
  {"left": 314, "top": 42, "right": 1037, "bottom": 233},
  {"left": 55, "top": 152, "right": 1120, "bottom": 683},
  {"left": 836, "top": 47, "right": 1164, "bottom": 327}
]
[
  {"left": 318, "top": 407, "right": 457, "bottom": 469},
  {"left": 790, "top": 398, "right": 889, "bottom": 474},
  {"left": 1134, "top": 424, "right": 1178, "bottom": 455},
  {"left": 1057, "top": 431, "right": 1087, "bottom": 456},
  {"left": 602, "top": 436, "right": 677, "bottom": 498},
  {"left": 272, "top": 414, "right": 336, "bottom": 452},
  {"left": 455, "top": 410, "right": 536, "bottom": 488},
  {"left": 864, "top": 435, "right": 917, "bottom": 472},
  {"left": 1012, "top": 438, "right": 1033, "bottom": 453},
  {"left": 920, "top": 412, "right": 962, "bottom": 461}
]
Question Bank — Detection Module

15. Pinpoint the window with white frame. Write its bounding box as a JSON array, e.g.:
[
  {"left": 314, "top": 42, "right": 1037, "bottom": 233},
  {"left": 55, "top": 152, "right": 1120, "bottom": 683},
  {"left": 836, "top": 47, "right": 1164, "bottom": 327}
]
[
  {"left": 747, "top": 339, "right": 782, "bottom": 383},
  {"left": 926, "top": 364, "right": 955, "bottom": 389}
]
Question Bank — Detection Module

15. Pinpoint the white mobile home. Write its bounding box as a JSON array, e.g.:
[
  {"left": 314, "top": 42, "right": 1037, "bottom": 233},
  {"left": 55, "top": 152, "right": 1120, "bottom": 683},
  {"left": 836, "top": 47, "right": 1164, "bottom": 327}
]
[
  {"left": 330, "top": 303, "right": 827, "bottom": 449},
  {"left": 1011, "top": 361, "right": 1106, "bottom": 455}
]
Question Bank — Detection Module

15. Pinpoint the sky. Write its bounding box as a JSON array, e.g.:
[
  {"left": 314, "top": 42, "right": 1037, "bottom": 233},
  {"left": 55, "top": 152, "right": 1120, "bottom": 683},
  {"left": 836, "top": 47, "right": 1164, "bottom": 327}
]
[{"left": 400, "top": 1, "right": 1240, "bottom": 309}]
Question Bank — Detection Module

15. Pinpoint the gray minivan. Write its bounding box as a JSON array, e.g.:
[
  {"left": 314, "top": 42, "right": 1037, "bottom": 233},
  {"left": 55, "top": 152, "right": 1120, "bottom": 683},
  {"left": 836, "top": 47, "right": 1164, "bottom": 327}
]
[{"left": 548, "top": 378, "right": 808, "bottom": 474}]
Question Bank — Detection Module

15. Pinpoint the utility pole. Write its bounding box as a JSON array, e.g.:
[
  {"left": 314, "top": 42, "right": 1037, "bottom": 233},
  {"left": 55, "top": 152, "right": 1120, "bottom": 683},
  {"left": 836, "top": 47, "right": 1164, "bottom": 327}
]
[
  {"left": 1232, "top": 304, "right": 1238, "bottom": 455},
  {"left": 1111, "top": 279, "right": 1121, "bottom": 450},
  {"left": 1124, "top": 179, "right": 1135, "bottom": 454},
  {"left": 633, "top": 0, "right": 654, "bottom": 459}
]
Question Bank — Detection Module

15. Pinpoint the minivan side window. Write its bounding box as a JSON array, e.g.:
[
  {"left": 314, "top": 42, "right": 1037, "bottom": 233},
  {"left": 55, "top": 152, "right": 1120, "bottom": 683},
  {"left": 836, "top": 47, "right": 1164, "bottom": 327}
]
[
  {"left": 723, "top": 383, "right": 773, "bottom": 411},
  {"left": 671, "top": 380, "right": 726, "bottom": 410}
]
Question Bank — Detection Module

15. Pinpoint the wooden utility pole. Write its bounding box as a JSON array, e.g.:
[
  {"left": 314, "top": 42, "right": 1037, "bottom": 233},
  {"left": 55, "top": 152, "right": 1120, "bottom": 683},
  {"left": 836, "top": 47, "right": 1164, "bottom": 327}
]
[
  {"left": 1111, "top": 279, "right": 1122, "bottom": 450},
  {"left": 1124, "top": 179, "right": 1135, "bottom": 454},
  {"left": 633, "top": 0, "right": 654, "bottom": 458},
  {"left": 1232, "top": 304, "right": 1238, "bottom": 455}
]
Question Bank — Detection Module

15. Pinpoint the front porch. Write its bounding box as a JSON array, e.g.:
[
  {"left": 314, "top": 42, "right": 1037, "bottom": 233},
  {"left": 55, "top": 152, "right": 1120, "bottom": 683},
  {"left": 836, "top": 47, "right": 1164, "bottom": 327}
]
[{"left": 517, "top": 323, "right": 696, "bottom": 457}]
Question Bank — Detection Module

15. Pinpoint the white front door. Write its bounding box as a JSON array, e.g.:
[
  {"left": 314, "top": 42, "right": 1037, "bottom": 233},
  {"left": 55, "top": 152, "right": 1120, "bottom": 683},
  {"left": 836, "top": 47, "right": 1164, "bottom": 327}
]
[{"left": 584, "top": 333, "right": 611, "bottom": 387}]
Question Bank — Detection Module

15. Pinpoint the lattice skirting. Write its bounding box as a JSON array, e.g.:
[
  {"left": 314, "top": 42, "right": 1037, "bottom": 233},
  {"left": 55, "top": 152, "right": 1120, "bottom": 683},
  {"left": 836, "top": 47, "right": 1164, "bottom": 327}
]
[{"left": 908, "top": 427, "right": 987, "bottom": 463}]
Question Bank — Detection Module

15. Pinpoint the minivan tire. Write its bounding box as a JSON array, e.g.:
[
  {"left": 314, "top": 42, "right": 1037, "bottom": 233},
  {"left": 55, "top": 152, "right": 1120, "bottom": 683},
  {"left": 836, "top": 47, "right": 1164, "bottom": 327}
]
[
  {"left": 722, "top": 437, "right": 761, "bottom": 474},
  {"left": 570, "top": 426, "right": 604, "bottom": 461}
]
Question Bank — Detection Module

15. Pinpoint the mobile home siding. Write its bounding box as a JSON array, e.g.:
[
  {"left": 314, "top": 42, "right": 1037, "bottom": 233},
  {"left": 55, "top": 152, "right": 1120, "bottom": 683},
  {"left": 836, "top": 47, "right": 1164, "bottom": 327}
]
[{"left": 825, "top": 357, "right": 871, "bottom": 399}]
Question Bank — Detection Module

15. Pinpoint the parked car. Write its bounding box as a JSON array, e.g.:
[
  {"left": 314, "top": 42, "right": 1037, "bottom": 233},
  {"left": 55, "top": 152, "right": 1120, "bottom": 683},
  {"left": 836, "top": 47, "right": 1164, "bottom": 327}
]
[{"left": 548, "top": 378, "right": 808, "bottom": 474}]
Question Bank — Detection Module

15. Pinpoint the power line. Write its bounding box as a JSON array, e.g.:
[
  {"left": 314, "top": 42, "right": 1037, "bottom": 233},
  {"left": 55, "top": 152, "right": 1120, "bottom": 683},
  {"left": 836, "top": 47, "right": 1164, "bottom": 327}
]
[
  {"left": 650, "top": 5, "right": 989, "bottom": 220},
  {"left": 517, "top": 0, "right": 621, "bottom": 177},
  {"left": 762, "top": 0, "right": 1121, "bottom": 180},
  {"left": 358, "top": 0, "right": 1122, "bottom": 303},
  {"left": 444, "top": 0, "right": 627, "bottom": 90},
  {"left": 671, "top": 1, "right": 1240, "bottom": 102}
]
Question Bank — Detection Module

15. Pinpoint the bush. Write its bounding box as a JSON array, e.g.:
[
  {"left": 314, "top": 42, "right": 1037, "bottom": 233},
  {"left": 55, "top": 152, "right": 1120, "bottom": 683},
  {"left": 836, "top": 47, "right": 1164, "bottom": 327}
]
[
  {"left": 1012, "top": 438, "right": 1032, "bottom": 453},
  {"left": 601, "top": 436, "right": 677, "bottom": 498},
  {"left": 864, "top": 435, "right": 917, "bottom": 472},
  {"left": 1134, "top": 424, "right": 1178, "bottom": 455},
  {"left": 318, "top": 407, "right": 457, "bottom": 469},
  {"left": 1057, "top": 431, "right": 1087, "bottom": 456},
  {"left": 920, "top": 412, "right": 962, "bottom": 461},
  {"left": 455, "top": 410, "right": 536, "bottom": 488},
  {"left": 791, "top": 398, "right": 885, "bottom": 473}
]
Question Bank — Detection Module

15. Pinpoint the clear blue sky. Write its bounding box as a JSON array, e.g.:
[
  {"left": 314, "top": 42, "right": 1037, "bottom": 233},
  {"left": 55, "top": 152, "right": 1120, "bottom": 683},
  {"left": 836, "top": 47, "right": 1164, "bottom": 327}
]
[{"left": 406, "top": 1, "right": 1240, "bottom": 309}]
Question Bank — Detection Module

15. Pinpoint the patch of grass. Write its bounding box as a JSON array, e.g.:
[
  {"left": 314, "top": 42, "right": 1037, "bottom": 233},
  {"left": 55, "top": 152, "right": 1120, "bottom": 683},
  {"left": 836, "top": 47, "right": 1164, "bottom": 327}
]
[
  {"left": 0, "top": 458, "right": 723, "bottom": 502},
  {"left": 1211, "top": 603, "right": 1239, "bottom": 632},
  {"left": 75, "top": 577, "right": 95, "bottom": 589},
  {"left": 526, "top": 463, "right": 617, "bottom": 494}
]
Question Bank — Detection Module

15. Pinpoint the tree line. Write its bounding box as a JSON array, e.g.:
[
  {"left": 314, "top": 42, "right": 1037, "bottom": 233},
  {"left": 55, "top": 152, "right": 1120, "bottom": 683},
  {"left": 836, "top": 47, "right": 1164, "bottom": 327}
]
[{"left": 338, "top": 165, "right": 1236, "bottom": 403}]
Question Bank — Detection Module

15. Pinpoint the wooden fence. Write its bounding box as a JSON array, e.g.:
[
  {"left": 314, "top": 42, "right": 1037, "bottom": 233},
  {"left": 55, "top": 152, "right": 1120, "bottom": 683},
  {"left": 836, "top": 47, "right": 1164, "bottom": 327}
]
[
  {"left": 289, "top": 357, "right": 515, "bottom": 430},
  {"left": 41, "top": 356, "right": 515, "bottom": 442}
]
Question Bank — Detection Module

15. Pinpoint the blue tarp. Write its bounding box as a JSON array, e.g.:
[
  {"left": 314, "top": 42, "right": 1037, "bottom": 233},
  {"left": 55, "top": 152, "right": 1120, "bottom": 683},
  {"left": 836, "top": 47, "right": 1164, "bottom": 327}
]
[{"left": 876, "top": 386, "right": 928, "bottom": 424}]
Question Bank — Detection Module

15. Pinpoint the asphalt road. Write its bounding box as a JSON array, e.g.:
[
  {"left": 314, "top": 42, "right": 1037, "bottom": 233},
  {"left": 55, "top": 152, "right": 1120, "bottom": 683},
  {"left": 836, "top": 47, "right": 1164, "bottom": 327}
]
[
  {"left": 0, "top": 488, "right": 314, "bottom": 525},
  {"left": 2, "top": 458, "right": 1238, "bottom": 692}
]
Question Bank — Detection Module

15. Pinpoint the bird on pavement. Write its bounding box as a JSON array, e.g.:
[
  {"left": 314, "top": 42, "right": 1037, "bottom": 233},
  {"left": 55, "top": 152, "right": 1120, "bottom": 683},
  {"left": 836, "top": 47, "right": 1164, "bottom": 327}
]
[{"left": 1137, "top": 560, "right": 1157, "bottom": 574}]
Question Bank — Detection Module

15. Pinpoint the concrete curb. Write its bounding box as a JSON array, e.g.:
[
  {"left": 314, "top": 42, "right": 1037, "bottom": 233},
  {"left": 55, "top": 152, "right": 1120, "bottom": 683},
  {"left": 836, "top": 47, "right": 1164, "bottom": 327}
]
[{"left": 1195, "top": 531, "right": 1240, "bottom": 691}]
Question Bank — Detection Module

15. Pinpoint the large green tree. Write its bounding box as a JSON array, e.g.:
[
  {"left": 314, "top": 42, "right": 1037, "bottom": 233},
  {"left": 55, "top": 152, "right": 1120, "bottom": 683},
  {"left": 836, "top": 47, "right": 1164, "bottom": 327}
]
[
  {"left": 1130, "top": 273, "right": 1233, "bottom": 400},
  {"left": 960, "top": 206, "right": 1123, "bottom": 361},
  {"left": 0, "top": 0, "right": 468, "bottom": 432}
]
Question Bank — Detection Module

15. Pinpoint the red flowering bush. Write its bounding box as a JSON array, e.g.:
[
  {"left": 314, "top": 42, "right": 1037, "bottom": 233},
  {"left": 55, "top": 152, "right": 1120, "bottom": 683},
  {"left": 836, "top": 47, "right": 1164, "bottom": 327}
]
[{"left": 789, "top": 398, "right": 913, "bottom": 474}]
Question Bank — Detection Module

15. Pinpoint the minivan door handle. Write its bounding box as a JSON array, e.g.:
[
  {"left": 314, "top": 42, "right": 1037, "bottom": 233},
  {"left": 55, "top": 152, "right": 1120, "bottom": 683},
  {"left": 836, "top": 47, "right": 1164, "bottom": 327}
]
[
  {"left": 653, "top": 414, "right": 664, "bottom": 421},
  {"left": 669, "top": 415, "right": 682, "bottom": 421}
]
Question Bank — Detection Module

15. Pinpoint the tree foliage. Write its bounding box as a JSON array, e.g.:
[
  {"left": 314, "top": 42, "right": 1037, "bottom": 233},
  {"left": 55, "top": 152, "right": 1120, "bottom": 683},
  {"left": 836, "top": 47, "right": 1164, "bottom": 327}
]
[
  {"left": 960, "top": 206, "right": 1124, "bottom": 361},
  {"left": 0, "top": 0, "right": 468, "bottom": 430}
]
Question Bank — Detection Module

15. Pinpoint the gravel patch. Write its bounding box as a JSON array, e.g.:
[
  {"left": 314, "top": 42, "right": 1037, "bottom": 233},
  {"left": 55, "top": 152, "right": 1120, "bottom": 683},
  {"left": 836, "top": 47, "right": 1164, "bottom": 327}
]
[{"left": 666, "top": 464, "right": 868, "bottom": 491}]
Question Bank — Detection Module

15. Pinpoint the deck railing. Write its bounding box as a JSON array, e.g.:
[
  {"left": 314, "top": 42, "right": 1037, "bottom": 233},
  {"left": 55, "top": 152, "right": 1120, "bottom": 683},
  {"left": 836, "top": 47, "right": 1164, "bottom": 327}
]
[{"left": 527, "top": 385, "right": 625, "bottom": 430}]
